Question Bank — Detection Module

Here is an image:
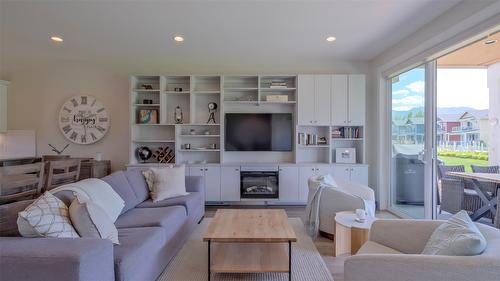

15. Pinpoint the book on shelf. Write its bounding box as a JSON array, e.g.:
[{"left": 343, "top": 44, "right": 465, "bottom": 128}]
[
  {"left": 269, "top": 81, "right": 288, "bottom": 88},
  {"left": 331, "top": 127, "right": 361, "bottom": 139}
]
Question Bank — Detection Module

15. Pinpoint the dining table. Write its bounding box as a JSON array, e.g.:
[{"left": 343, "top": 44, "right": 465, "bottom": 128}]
[{"left": 447, "top": 172, "right": 500, "bottom": 221}]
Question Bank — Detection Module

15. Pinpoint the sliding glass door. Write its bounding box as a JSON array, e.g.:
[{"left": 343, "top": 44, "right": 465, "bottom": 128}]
[{"left": 389, "top": 63, "right": 436, "bottom": 219}]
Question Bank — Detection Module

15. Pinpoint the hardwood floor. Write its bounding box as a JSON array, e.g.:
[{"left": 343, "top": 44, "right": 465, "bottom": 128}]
[{"left": 205, "top": 205, "right": 398, "bottom": 281}]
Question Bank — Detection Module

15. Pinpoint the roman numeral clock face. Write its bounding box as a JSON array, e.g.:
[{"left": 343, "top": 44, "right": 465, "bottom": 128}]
[{"left": 59, "top": 95, "right": 110, "bottom": 145}]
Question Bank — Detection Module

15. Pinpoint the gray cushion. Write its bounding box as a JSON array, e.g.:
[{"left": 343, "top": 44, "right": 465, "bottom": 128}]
[
  {"left": 0, "top": 200, "right": 33, "bottom": 236},
  {"left": 124, "top": 169, "right": 150, "bottom": 203},
  {"left": 422, "top": 210, "right": 487, "bottom": 256},
  {"left": 113, "top": 227, "right": 166, "bottom": 281},
  {"left": 69, "top": 198, "right": 119, "bottom": 244},
  {"left": 114, "top": 206, "right": 187, "bottom": 240},
  {"left": 101, "top": 171, "right": 140, "bottom": 214},
  {"left": 135, "top": 192, "right": 203, "bottom": 215}
]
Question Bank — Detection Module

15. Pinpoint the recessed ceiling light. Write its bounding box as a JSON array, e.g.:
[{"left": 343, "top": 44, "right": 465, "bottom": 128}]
[
  {"left": 173, "top": 36, "right": 184, "bottom": 42},
  {"left": 50, "top": 36, "right": 64, "bottom": 42},
  {"left": 484, "top": 39, "right": 497, "bottom": 45},
  {"left": 326, "top": 36, "right": 336, "bottom": 42}
]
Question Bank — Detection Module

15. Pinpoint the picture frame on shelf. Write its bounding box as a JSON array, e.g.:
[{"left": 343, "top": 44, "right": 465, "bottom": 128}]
[
  {"left": 336, "top": 148, "right": 356, "bottom": 164},
  {"left": 138, "top": 109, "right": 158, "bottom": 124}
]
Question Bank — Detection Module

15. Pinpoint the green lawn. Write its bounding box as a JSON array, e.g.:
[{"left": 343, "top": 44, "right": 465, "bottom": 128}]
[{"left": 438, "top": 156, "right": 488, "bottom": 172}]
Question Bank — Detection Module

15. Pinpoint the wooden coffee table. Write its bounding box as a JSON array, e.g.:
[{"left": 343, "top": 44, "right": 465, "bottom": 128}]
[{"left": 203, "top": 209, "right": 297, "bottom": 280}]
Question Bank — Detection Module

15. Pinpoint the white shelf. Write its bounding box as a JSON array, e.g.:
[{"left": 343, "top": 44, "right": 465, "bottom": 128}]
[
  {"left": 193, "top": 91, "right": 220, "bottom": 94},
  {"left": 331, "top": 138, "right": 364, "bottom": 141},
  {"left": 179, "top": 135, "right": 220, "bottom": 137},
  {"left": 224, "top": 100, "right": 258, "bottom": 104},
  {"left": 178, "top": 123, "right": 220, "bottom": 126},
  {"left": 133, "top": 139, "right": 175, "bottom": 143},
  {"left": 259, "top": 101, "right": 296, "bottom": 104},
  {"left": 223, "top": 88, "right": 258, "bottom": 91},
  {"left": 133, "top": 123, "right": 174, "bottom": 126},
  {"left": 260, "top": 88, "right": 296, "bottom": 91},
  {"left": 163, "top": 91, "right": 190, "bottom": 94},
  {"left": 298, "top": 145, "right": 329, "bottom": 148},
  {"left": 179, "top": 149, "right": 220, "bottom": 152},
  {"left": 132, "top": 89, "right": 160, "bottom": 92}
]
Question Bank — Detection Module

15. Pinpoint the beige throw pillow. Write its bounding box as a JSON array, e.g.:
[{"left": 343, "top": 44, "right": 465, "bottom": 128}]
[
  {"left": 17, "top": 192, "right": 79, "bottom": 238},
  {"left": 149, "top": 165, "right": 188, "bottom": 202},
  {"left": 422, "top": 210, "right": 486, "bottom": 256},
  {"left": 69, "top": 197, "right": 119, "bottom": 244}
]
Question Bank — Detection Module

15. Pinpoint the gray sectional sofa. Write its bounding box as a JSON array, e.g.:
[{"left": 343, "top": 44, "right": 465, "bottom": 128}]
[{"left": 0, "top": 169, "right": 205, "bottom": 281}]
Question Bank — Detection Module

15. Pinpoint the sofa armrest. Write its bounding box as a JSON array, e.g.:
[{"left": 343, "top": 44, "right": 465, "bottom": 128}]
[
  {"left": 345, "top": 254, "right": 500, "bottom": 281},
  {"left": 369, "top": 219, "right": 443, "bottom": 253},
  {"left": 186, "top": 176, "right": 204, "bottom": 193},
  {"left": 0, "top": 237, "right": 114, "bottom": 281}
]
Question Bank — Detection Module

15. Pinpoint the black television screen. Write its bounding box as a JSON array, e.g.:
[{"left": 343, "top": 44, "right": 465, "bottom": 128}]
[{"left": 225, "top": 113, "right": 293, "bottom": 151}]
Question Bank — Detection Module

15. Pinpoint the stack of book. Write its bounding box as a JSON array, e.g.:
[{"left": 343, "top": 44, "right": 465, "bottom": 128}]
[
  {"left": 269, "top": 81, "right": 288, "bottom": 89},
  {"left": 331, "top": 129, "right": 342, "bottom": 138},
  {"left": 339, "top": 127, "right": 361, "bottom": 139}
]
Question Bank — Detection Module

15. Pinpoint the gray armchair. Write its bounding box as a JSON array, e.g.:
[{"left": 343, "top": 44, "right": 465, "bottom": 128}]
[{"left": 344, "top": 219, "right": 500, "bottom": 281}]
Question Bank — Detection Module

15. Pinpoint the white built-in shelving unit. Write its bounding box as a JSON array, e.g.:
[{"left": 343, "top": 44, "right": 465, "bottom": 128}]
[{"left": 129, "top": 74, "right": 367, "bottom": 203}]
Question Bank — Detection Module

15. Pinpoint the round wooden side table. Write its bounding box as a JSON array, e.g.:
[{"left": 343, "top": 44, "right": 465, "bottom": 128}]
[{"left": 334, "top": 211, "right": 377, "bottom": 256}]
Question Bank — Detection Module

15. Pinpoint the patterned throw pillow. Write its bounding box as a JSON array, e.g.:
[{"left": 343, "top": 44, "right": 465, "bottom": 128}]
[{"left": 17, "top": 192, "right": 79, "bottom": 238}]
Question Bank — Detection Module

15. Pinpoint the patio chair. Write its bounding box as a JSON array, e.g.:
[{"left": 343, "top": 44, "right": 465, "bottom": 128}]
[
  {"left": 440, "top": 178, "right": 494, "bottom": 221},
  {"left": 437, "top": 164, "right": 465, "bottom": 180}
]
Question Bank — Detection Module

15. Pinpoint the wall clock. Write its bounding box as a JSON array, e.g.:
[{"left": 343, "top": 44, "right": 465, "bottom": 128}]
[{"left": 58, "top": 95, "right": 110, "bottom": 145}]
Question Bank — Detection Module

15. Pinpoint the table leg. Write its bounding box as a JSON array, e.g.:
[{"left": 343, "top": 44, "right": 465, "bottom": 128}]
[
  {"left": 288, "top": 241, "right": 292, "bottom": 281},
  {"left": 208, "top": 240, "right": 211, "bottom": 281},
  {"left": 469, "top": 179, "right": 497, "bottom": 221}
]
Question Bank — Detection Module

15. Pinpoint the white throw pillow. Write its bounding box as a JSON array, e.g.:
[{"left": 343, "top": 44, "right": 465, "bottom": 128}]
[
  {"left": 149, "top": 165, "right": 188, "bottom": 202},
  {"left": 422, "top": 210, "right": 487, "bottom": 256},
  {"left": 17, "top": 192, "right": 79, "bottom": 238},
  {"left": 69, "top": 197, "right": 119, "bottom": 244}
]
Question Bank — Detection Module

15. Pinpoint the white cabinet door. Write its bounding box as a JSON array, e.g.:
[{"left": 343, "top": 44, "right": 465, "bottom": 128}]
[
  {"left": 298, "top": 75, "right": 315, "bottom": 125},
  {"left": 331, "top": 165, "right": 351, "bottom": 182},
  {"left": 348, "top": 75, "right": 365, "bottom": 126},
  {"left": 189, "top": 166, "right": 205, "bottom": 177},
  {"left": 298, "top": 166, "right": 316, "bottom": 202},
  {"left": 221, "top": 166, "right": 240, "bottom": 201},
  {"left": 350, "top": 166, "right": 368, "bottom": 185},
  {"left": 331, "top": 75, "right": 348, "bottom": 125},
  {"left": 279, "top": 166, "right": 299, "bottom": 201},
  {"left": 314, "top": 75, "right": 331, "bottom": 125},
  {"left": 204, "top": 166, "right": 221, "bottom": 201}
]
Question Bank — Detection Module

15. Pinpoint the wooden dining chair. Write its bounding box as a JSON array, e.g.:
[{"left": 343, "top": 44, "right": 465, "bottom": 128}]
[
  {"left": 45, "top": 159, "right": 81, "bottom": 191},
  {"left": 0, "top": 162, "right": 45, "bottom": 203}
]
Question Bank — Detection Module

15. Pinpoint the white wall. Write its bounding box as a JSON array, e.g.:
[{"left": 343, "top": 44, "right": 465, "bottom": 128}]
[
  {"left": 487, "top": 62, "right": 500, "bottom": 164},
  {"left": 368, "top": 0, "right": 500, "bottom": 209},
  {"left": 3, "top": 59, "right": 369, "bottom": 171}
]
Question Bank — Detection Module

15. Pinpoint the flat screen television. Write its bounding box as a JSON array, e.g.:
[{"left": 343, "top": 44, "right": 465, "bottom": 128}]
[{"left": 225, "top": 113, "right": 293, "bottom": 151}]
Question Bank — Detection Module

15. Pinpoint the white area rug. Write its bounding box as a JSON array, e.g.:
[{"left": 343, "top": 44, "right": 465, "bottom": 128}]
[{"left": 158, "top": 218, "right": 334, "bottom": 281}]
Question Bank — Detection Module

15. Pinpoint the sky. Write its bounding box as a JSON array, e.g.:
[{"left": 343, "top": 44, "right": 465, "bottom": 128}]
[{"left": 392, "top": 67, "right": 489, "bottom": 112}]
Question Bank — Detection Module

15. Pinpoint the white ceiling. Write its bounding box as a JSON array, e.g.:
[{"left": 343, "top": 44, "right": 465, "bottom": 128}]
[{"left": 1, "top": 0, "right": 461, "bottom": 71}]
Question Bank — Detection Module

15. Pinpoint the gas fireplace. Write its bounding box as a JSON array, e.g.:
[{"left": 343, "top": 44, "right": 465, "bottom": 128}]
[{"left": 240, "top": 168, "right": 279, "bottom": 199}]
